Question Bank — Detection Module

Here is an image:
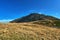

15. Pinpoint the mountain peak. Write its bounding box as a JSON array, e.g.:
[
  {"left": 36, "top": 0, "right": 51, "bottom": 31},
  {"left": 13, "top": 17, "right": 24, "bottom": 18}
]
[
  {"left": 29, "top": 13, "right": 40, "bottom": 15},
  {"left": 10, "top": 13, "right": 59, "bottom": 23},
  {"left": 28, "top": 13, "right": 45, "bottom": 16},
  {"left": 10, "top": 13, "right": 60, "bottom": 27}
]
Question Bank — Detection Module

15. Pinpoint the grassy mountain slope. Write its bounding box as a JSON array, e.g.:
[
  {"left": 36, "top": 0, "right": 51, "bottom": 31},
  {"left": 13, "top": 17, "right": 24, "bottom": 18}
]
[
  {"left": 10, "top": 13, "right": 60, "bottom": 27},
  {"left": 10, "top": 13, "right": 59, "bottom": 23},
  {"left": 0, "top": 23, "right": 60, "bottom": 40}
]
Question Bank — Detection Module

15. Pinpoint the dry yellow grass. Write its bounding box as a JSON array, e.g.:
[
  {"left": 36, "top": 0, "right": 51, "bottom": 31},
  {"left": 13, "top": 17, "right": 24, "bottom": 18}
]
[{"left": 0, "top": 23, "right": 60, "bottom": 40}]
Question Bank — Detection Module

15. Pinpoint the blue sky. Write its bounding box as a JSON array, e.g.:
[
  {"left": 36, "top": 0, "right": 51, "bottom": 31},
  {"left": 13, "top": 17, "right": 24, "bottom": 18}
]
[{"left": 0, "top": 0, "right": 60, "bottom": 22}]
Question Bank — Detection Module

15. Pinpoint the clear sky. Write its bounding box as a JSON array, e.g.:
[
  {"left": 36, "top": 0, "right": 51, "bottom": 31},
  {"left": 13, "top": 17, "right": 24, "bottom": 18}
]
[{"left": 0, "top": 0, "right": 60, "bottom": 22}]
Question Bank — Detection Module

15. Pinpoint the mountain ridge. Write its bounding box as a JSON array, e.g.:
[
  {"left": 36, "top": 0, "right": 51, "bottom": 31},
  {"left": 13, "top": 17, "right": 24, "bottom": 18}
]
[
  {"left": 10, "top": 13, "right": 59, "bottom": 22},
  {"left": 10, "top": 13, "right": 60, "bottom": 27}
]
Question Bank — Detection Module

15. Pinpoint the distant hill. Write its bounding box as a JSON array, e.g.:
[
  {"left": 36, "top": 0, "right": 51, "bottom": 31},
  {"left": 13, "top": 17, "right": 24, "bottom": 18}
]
[{"left": 10, "top": 13, "right": 60, "bottom": 27}]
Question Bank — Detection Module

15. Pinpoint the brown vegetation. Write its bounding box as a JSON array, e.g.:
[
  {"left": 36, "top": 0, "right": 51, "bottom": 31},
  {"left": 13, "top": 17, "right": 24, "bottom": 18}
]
[{"left": 0, "top": 23, "right": 60, "bottom": 40}]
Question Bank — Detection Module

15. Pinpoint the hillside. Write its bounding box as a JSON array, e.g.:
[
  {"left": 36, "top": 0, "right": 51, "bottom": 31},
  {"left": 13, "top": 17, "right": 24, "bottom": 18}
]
[
  {"left": 0, "top": 23, "right": 60, "bottom": 40},
  {"left": 10, "top": 13, "right": 59, "bottom": 23},
  {"left": 10, "top": 13, "right": 60, "bottom": 27}
]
